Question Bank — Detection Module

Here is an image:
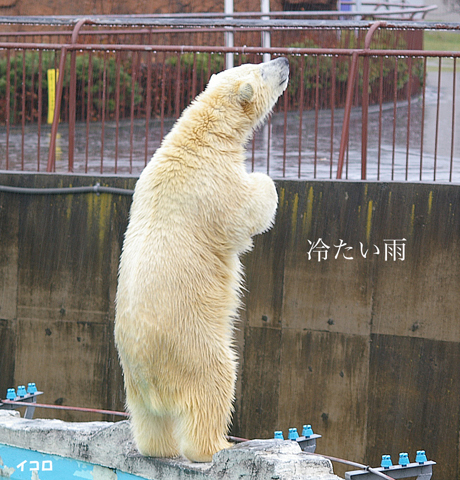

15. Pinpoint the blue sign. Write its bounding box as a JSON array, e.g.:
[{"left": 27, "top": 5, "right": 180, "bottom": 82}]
[{"left": 0, "top": 444, "right": 145, "bottom": 480}]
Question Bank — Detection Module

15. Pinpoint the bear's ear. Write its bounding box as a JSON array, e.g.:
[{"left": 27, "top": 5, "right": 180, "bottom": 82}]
[{"left": 237, "top": 83, "right": 254, "bottom": 103}]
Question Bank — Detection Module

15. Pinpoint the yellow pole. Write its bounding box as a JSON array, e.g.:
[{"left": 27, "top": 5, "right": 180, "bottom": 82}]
[{"left": 47, "top": 69, "right": 59, "bottom": 124}]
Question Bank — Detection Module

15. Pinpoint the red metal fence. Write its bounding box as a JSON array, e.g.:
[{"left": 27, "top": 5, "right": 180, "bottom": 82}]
[{"left": 0, "top": 17, "right": 459, "bottom": 181}]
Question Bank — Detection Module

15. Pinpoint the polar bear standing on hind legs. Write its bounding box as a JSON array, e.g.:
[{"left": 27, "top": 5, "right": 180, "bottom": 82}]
[{"left": 115, "top": 57, "right": 289, "bottom": 463}]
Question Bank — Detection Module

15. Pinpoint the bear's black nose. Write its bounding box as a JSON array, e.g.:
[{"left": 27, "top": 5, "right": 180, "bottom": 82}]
[
  {"left": 278, "top": 57, "right": 289, "bottom": 66},
  {"left": 270, "top": 56, "right": 289, "bottom": 67}
]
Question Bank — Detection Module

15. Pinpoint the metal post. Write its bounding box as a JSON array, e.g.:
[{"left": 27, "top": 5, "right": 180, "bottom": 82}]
[
  {"left": 261, "top": 0, "right": 271, "bottom": 62},
  {"left": 337, "top": 51, "right": 359, "bottom": 179},
  {"left": 68, "top": 18, "right": 93, "bottom": 173},
  {"left": 68, "top": 48, "right": 77, "bottom": 173},
  {"left": 225, "top": 0, "right": 234, "bottom": 69},
  {"left": 47, "top": 47, "right": 67, "bottom": 173},
  {"left": 360, "top": 21, "right": 386, "bottom": 179},
  {"left": 361, "top": 52, "right": 369, "bottom": 180}
]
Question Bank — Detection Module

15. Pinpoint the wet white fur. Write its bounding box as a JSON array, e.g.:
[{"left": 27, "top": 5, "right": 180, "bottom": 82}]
[{"left": 115, "top": 58, "right": 289, "bottom": 462}]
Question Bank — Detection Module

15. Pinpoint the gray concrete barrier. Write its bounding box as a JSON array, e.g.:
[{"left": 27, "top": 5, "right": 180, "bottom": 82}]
[{"left": 0, "top": 411, "right": 342, "bottom": 480}]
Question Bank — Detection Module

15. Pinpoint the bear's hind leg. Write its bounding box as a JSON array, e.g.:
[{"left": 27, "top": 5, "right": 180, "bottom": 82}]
[
  {"left": 174, "top": 353, "right": 236, "bottom": 462},
  {"left": 125, "top": 377, "right": 179, "bottom": 458},
  {"left": 175, "top": 392, "right": 233, "bottom": 463},
  {"left": 130, "top": 406, "right": 180, "bottom": 458}
]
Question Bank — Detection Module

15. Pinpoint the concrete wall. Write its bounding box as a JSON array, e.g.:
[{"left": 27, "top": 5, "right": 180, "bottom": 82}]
[
  {"left": 0, "top": 173, "right": 133, "bottom": 420},
  {"left": 236, "top": 180, "right": 460, "bottom": 480},
  {"left": 0, "top": 173, "right": 459, "bottom": 479}
]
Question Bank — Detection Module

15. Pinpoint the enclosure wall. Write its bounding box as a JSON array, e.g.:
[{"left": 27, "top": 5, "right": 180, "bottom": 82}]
[{"left": 0, "top": 173, "right": 458, "bottom": 479}]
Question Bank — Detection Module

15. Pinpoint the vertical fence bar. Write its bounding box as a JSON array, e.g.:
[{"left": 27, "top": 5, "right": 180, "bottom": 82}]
[
  {"left": 120, "top": 51, "right": 127, "bottom": 124},
  {"left": 405, "top": 56, "right": 412, "bottom": 181},
  {"left": 175, "top": 51, "right": 181, "bottom": 119},
  {"left": 68, "top": 49, "right": 77, "bottom": 172},
  {"left": 420, "top": 57, "right": 427, "bottom": 181},
  {"left": 13, "top": 50, "right": 18, "bottom": 124},
  {"left": 20, "top": 49, "right": 26, "bottom": 170},
  {"left": 361, "top": 52, "right": 370, "bottom": 180},
  {"left": 207, "top": 53, "right": 212, "bottom": 80},
  {"left": 30, "top": 51, "right": 35, "bottom": 140},
  {"left": 47, "top": 47, "right": 67, "bottom": 173},
  {"left": 337, "top": 51, "right": 359, "bottom": 179},
  {"left": 97, "top": 52, "right": 103, "bottom": 122},
  {"left": 115, "top": 51, "right": 121, "bottom": 174},
  {"left": 298, "top": 54, "right": 305, "bottom": 178},
  {"left": 134, "top": 45, "right": 142, "bottom": 119},
  {"left": 79, "top": 55, "right": 85, "bottom": 123},
  {"left": 449, "top": 57, "right": 456, "bottom": 183},
  {"left": 5, "top": 49, "right": 11, "bottom": 170},
  {"left": 145, "top": 50, "right": 152, "bottom": 167},
  {"left": 85, "top": 50, "right": 93, "bottom": 174},
  {"left": 330, "top": 55, "right": 336, "bottom": 179},
  {"left": 160, "top": 52, "right": 166, "bottom": 142},
  {"left": 37, "top": 50, "right": 43, "bottom": 171},
  {"left": 192, "top": 52, "right": 197, "bottom": 100},
  {"left": 68, "top": 19, "right": 91, "bottom": 173},
  {"left": 360, "top": 21, "right": 386, "bottom": 180},
  {"left": 100, "top": 51, "right": 107, "bottom": 174},
  {"left": 129, "top": 50, "right": 137, "bottom": 175},
  {"left": 391, "top": 57, "right": 398, "bottom": 181},
  {"left": 434, "top": 57, "right": 442, "bottom": 182},
  {"left": 314, "top": 55, "right": 319, "bottom": 178},
  {"left": 377, "top": 56, "right": 383, "bottom": 180}
]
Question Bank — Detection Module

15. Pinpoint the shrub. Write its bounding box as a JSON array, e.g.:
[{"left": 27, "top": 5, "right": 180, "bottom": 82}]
[{"left": 0, "top": 51, "right": 142, "bottom": 124}]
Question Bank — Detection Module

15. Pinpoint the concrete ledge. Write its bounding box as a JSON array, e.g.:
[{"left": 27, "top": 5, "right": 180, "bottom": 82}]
[{"left": 0, "top": 412, "right": 343, "bottom": 479}]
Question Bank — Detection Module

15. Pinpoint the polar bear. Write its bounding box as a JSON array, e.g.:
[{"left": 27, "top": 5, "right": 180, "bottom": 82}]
[{"left": 114, "top": 57, "right": 289, "bottom": 463}]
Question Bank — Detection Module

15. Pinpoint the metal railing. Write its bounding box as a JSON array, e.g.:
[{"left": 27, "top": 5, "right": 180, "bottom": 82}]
[{"left": 0, "top": 17, "right": 459, "bottom": 182}]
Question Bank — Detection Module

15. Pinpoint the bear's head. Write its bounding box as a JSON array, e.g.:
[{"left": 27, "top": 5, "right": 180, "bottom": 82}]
[{"left": 198, "top": 57, "right": 289, "bottom": 141}]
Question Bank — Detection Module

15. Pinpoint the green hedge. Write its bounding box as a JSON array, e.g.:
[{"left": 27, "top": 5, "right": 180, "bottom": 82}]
[
  {"left": 0, "top": 51, "right": 142, "bottom": 124},
  {"left": 0, "top": 43, "right": 424, "bottom": 125}
]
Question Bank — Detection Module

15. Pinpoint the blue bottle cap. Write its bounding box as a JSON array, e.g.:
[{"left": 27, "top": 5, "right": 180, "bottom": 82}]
[{"left": 288, "top": 427, "right": 299, "bottom": 440}]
